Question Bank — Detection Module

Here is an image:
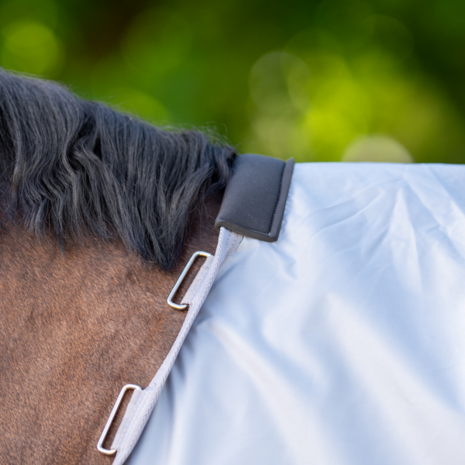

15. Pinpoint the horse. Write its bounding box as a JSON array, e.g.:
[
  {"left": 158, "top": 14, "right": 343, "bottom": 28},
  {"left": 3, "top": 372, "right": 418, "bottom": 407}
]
[
  {"left": 0, "top": 68, "right": 238, "bottom": 464},
  {"left": 3, "top": 69, "right": 465, "bottom": 465}
]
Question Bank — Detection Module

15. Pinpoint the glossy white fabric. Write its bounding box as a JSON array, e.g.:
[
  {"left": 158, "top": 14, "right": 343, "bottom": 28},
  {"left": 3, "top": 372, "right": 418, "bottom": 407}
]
[{"left": 125, "top": 162, "right": 465, "bottom": 465}]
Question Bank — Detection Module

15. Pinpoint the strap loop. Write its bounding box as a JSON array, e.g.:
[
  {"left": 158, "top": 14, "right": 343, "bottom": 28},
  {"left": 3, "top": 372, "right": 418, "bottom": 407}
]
[
  {"left": 167, "top": 251, "right": 212, "bottom": 310},
  {"left": 97, "top": 384, "right": 142, "bottom": 455}
]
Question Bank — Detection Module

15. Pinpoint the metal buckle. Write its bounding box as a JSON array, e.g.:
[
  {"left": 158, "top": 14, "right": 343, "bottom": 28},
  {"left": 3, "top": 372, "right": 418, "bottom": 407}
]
[
  {"left": 97, "top": 384, "right": 142, "bottom": 455},
  {"left": 167, "top": 251, "right": 212, "bottom": 310}
]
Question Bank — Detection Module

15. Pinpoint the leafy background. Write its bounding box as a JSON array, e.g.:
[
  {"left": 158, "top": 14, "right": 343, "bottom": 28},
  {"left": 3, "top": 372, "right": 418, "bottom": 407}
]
[{"left": 1, "top": 0, "right": 465, "bottom": 163}]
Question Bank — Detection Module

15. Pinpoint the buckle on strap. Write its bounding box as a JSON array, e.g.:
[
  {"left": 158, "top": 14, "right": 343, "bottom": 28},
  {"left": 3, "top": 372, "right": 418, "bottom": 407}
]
[
  {"left": 167, "top": 251, "right": 212, "bottom": 310},
  {"left": 97, "top": 384, "right": 142, "bottom": 455}
]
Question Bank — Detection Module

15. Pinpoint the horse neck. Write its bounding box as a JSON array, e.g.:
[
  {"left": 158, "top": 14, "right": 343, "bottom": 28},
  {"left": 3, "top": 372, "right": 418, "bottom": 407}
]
[{"left": 0, "top": 195, "right": 221, "bottom": 464}]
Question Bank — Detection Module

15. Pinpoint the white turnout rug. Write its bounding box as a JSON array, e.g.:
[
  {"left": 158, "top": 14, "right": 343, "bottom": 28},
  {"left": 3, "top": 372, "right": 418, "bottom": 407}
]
[{"left": 126, "top": 162, "right": 465, "bottom": 465}]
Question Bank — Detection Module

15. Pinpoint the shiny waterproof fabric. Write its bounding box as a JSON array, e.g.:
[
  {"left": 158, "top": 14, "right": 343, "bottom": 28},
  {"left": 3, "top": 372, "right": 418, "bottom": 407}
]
[{"left": 126, "top": 163, "right": 465, "bottom": 465}]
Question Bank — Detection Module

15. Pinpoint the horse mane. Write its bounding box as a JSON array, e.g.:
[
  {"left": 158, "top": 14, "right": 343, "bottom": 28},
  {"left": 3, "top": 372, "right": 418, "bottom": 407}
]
[{"left": 0, "top": 69, "right": 236, "bottom": 269}]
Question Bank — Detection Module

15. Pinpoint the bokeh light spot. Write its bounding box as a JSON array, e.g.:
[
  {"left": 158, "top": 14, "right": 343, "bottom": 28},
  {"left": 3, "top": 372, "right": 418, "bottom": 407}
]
[
  {"left": 1, "top": 20, "right": 62, "bottom": 76},
  {"left": 248, "top": 51, "right": 313, "bottom": 160},
  {"left": 342, "top": 135, "right": 413, "bottom": 163},
  {"left": 107, "top": 87, "right": 168, "bottom": 124}
]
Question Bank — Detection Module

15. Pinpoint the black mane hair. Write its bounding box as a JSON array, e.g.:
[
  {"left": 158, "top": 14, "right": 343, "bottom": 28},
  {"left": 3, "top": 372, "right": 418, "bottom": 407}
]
[{"left": 0, "top": 69, "right": 236, "bottom": 269}]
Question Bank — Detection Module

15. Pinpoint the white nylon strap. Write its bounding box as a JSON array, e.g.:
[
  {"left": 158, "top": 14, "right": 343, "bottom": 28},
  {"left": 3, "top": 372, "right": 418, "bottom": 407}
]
[{"left": 111, "top": 227, "right": 243, "bottom": 465}]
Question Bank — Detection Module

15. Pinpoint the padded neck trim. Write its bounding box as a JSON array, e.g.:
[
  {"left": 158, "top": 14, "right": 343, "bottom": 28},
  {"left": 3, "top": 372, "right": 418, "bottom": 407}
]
[{"left": 215, "top": 154, "right": 294, "bottom": 242}]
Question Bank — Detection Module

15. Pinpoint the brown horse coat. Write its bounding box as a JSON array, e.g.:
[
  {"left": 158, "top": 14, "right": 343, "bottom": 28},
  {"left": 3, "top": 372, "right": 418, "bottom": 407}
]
[{"left": 0, "top": 193, "right": 221, "bottom": 464}]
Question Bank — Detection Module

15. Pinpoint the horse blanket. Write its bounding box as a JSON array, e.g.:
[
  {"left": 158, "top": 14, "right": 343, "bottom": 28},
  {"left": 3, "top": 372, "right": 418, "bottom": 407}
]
[{"left": 126, "top": 162, "right": 465, "bottom": 465}]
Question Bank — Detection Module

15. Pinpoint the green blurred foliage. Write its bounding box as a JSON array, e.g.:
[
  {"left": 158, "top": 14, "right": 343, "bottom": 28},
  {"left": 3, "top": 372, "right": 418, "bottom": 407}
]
[{"left": 1, "top": 0, "right": 465, "bottom": 163}]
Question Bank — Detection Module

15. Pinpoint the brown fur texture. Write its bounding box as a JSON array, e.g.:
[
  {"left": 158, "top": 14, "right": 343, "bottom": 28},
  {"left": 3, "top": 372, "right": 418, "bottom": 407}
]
[{"left": 0, "top": 196, "right": 221, "bottom": 464}]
